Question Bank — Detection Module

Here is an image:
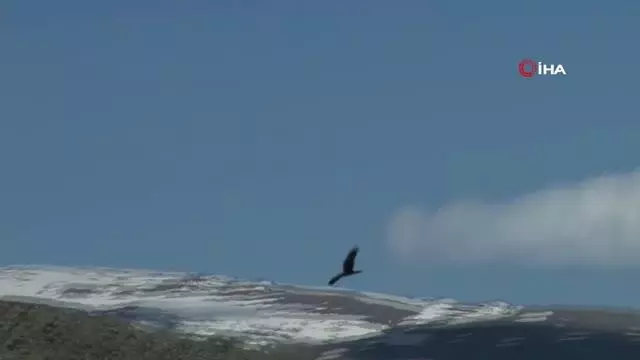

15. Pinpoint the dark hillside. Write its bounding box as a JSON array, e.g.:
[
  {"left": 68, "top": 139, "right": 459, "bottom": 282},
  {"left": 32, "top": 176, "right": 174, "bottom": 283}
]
[{"left": 0, "top": 300, "right": 317, "bottom": 360}]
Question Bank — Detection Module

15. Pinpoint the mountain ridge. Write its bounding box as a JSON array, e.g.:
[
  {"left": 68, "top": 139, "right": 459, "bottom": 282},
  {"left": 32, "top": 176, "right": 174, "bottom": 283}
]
[{"left": 2, "top": 265, "right": 640, "bottom": 359}]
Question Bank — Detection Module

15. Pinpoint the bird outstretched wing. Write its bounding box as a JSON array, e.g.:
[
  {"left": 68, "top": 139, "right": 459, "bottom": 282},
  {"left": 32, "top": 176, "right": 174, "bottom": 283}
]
[
  {"left": 328, "top": 273, "right": 344, "bottom": 286},
  {"left": 342, "top": 246, "right": 359, "bottom": 273}
]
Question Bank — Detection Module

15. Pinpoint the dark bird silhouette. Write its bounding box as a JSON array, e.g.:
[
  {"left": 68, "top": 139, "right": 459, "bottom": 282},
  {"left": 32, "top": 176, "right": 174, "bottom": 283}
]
[{"left": 328, "top": 246, "right": 362, "bottom": 286}]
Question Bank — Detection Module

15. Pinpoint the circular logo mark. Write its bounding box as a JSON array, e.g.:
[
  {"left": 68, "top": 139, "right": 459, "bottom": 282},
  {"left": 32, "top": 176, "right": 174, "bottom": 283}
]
[{"left": 518, "top": 59, "right": 537, "bottom": 78}]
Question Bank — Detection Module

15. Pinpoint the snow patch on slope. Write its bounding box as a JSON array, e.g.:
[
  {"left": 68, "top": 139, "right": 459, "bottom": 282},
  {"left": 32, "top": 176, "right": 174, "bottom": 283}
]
[{"left": 0, "top": 265, "right": 529, "bottom": 344}]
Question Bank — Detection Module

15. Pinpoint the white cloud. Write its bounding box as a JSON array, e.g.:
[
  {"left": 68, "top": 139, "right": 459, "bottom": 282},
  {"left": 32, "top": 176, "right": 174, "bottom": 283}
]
[{"left": 387, "top": 171, "right": 640, "bottom": 267}]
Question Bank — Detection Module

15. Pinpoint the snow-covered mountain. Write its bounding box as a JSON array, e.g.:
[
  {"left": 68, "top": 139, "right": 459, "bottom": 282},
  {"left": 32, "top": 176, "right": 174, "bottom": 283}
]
[
  {"left": 0, "top": 265, "right": 525, "bottom": 343},
  {"left": 2, "top": 265, "right": 640, "bottom": 359}
]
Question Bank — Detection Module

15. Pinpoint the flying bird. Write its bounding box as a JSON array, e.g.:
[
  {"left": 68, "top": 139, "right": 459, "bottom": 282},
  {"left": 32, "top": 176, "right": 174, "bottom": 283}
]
[{"left": 328, "top": 246, "right": 362, "bottom": 286}]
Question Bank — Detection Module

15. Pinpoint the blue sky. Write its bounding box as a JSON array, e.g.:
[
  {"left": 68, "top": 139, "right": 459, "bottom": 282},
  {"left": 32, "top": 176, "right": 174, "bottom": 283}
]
[{"left": 2, "top": 1, "right": 640, "bottom": 307}]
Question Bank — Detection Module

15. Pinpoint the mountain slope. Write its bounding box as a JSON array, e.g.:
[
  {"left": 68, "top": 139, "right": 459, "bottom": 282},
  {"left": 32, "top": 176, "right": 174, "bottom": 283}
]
[
  {"left": 2, "top": 265, "right": 640, "bottom": 359},
  {"left": 0, "top": 299, "right": 315, "bottom": 360},
  {"left": 0, "top": 265, "right": 527, "bottom": 343}
]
